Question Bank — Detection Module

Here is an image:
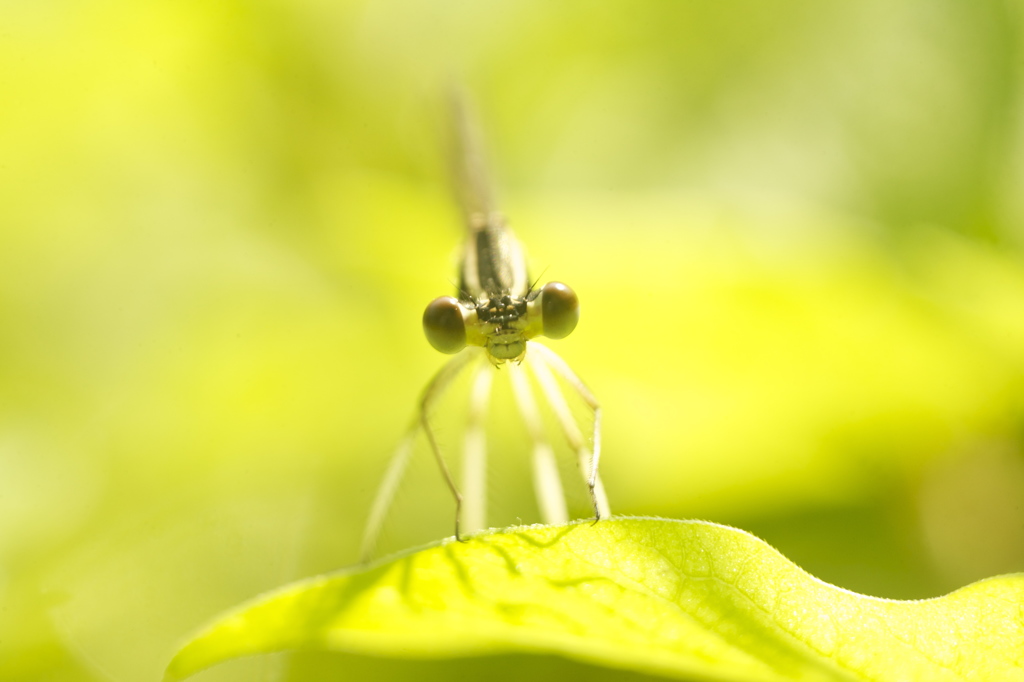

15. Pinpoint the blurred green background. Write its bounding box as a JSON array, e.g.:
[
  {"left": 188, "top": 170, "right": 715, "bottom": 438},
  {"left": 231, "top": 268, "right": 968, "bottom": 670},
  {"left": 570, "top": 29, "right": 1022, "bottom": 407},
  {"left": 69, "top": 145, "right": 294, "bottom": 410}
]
[{"left": 4, "top": 1, "right": 1024, "bottom": 680}]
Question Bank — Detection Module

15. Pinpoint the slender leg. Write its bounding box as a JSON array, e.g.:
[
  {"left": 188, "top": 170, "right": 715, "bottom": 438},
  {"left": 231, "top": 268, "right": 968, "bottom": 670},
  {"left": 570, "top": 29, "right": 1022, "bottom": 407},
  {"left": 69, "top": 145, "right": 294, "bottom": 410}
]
[
  {"left": 360, "top": 425, "right": 417, "bottom": 562},
  {"left": 527, "top": 343, "right": 611, "bottom": 520},
  {"left": 360, "top": 349, "right": 480, "bottom": 562},
  {"left": 420, "top": 349, "right": 485, "bottom": 545},
  {"left": 461, "top": 363, "right": 494, "bottom": 534},
  {"left": 509, "top": 362, "right": 569, "bottom": 525}
]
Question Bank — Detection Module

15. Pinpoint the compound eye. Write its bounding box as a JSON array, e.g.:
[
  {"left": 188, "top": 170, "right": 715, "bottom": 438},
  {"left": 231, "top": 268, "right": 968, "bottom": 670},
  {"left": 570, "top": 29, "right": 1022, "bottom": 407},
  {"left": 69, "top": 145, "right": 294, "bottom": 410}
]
[
  {"left": 423, "top": 296, "right": 467, "bottom": 354},
  {"left": 539, "top": 281, "right": 579, "bottom": 339}
]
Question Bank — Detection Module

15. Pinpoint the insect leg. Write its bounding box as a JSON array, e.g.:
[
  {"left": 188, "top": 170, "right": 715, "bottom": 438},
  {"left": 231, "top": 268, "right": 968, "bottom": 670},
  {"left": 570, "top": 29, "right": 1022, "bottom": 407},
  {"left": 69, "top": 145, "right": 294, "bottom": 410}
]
[
  {"left": 359, "top": 425, "right": 417, "bottom": 563},
  {"left": 462, "top": 362, "right": 494, "bottom": 534},
  {"left": 360, "top": 348, "right": 480, "bottom": 561},
  {"left": 509, "top": 361, "right": 569, "bottom": 525},
  {"left": 527, "top": 343, "right": 610, "bottom": 521},
  {"left": 420, "top": 349, "right": 483, "bottom": 544}
]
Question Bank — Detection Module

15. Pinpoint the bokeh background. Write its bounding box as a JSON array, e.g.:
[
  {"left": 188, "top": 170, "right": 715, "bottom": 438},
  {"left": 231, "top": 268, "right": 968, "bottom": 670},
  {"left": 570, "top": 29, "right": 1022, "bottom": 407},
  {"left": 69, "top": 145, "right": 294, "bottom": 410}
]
[{"left": 4, "top": 1, "right": 1024, "bottom": 680}]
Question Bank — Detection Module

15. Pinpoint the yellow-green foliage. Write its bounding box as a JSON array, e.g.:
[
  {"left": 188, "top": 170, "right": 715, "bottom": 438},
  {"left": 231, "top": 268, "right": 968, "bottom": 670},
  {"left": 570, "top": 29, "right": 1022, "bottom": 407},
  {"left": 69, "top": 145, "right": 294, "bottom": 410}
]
[{"left": 167, "top": 519, "right": 1024, "bottom": 682}]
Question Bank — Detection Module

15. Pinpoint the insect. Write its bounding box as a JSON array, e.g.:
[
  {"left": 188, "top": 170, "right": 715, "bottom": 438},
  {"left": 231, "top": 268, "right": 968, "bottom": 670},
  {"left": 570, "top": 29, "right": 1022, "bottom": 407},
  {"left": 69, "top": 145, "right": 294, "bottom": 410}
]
[{"left": 360, "top": 95, "right": 610, "bottom": 560}]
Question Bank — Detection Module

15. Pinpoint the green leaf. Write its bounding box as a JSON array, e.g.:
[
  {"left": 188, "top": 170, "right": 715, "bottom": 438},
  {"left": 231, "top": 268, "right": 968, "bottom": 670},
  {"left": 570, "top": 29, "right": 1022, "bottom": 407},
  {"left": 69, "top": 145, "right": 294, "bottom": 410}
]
[{"left": 165, "top": 518, "right": 1024, "bottom": 682}]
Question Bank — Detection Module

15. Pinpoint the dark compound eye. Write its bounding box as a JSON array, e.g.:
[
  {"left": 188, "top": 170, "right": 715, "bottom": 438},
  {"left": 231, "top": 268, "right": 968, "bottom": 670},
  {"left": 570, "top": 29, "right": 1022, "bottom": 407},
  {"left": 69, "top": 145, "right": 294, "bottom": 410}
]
[
  {"left": 423, "top": 296, "right": 467, "bottom": 354},
  {"left": 539, "top": 281, "right": 579, "bottom": 339}
]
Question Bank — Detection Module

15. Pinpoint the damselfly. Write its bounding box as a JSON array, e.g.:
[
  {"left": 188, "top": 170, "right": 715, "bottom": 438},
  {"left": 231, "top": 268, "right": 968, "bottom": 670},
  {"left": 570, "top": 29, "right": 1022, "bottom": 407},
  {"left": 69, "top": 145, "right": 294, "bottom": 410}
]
[{"left": 360, "top": 96, "right": 610, "bottom": 560}]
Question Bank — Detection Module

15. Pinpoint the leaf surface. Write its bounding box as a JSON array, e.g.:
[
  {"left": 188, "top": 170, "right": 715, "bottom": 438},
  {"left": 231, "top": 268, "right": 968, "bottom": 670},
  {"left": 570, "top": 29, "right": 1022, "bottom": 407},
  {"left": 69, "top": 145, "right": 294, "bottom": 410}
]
[{"left": 165, "top": 518, "right": 1024, "bottom": 681}]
